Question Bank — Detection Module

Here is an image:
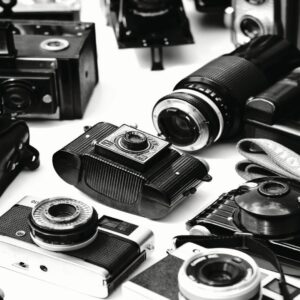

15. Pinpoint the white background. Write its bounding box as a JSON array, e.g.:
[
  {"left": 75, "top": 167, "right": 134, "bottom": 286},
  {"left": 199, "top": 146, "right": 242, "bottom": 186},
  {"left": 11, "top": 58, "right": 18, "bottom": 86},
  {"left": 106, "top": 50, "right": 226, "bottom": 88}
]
[{"left": 0, "top": 1, "right": 246, "bottom": 299}]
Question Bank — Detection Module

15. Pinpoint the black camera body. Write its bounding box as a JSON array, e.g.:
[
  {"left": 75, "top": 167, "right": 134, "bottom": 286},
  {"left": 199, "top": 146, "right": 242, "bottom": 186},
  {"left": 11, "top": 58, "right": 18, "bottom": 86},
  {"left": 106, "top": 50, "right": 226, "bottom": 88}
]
[
  {"left": 106, "top": 0, "right": 193, "bottom": 70},
  {"left": 187, "top": 177, "right": 300, "bottom": 277},
  {"left": 53, "top": 122, "right": 211, "bottom": 219},
  {"left": 123, "top": 242, "right": 300, "bottom": 300},
  {"left": 0, "top": 117, "right": 39, "bottom": 196},
  {"left": 0, "top": 196, "right": 154, "bottom": 298},
  {"left": 245, "top": 67, "right": 300, "bottom": 154},
  {"left": 194, "top": 0, "right": 230, "bottom": 13},
  {"left": 0, "top": 0, "right": 81, "bottom": 21},
  {"left": 0, "top": 20, "right": 98, "bottom": 120},
  {"left": 231, "top": 0, "right": 300, "bottom": 48}
]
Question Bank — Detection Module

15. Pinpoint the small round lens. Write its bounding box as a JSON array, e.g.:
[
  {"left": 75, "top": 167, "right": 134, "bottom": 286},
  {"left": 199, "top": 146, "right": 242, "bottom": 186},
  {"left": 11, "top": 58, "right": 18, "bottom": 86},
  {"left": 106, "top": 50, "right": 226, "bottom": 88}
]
[
  {"left": 240, "top": 17, "right": 263, "bottom": 39},
  {"left": 258, "top": 181, "right": 290, "bottom": 197},
  {"left": 48, "top": 203, "right": 77, "bottom": 219},
  {"left": 120, "top": 131, "right": 149, "bottom": 151},
  {"left": 157, "top": 109, "right": 199, "bottom": 147}
]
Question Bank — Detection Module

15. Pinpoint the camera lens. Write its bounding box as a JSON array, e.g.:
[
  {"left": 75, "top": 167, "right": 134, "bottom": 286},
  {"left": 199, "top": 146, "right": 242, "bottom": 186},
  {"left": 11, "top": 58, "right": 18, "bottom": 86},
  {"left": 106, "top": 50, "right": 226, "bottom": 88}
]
[
  {"left": 240, "top": 17, "right": 263, "bottom": 39},
  {"left": 120, "top": 131, "right": 149, "bottom": 151},
  {"left": 153, "top": 35, "right": 300, "bottom": 151},
  {"left": 178, "top": 248, "right": 261, "bottom": 300},
  {"left": 258, "top": 180, "right": 290, "bottom": 197},
  {"left": 29, "top": 197, "right": 99, "bottom": 252},
  {"left": 1, "top": 80, "right": 34, "bottom": 113}
]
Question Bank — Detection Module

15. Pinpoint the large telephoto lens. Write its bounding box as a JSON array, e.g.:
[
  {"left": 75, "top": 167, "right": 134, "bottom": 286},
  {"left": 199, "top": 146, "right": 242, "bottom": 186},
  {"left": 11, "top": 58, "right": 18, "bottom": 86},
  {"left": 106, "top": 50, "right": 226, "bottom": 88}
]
[
  {"left": 178, "top": 248, "right": 261, "bottom": 300},
  {"left": 152, "top": 35, "right": 300, "bottom": 151}
]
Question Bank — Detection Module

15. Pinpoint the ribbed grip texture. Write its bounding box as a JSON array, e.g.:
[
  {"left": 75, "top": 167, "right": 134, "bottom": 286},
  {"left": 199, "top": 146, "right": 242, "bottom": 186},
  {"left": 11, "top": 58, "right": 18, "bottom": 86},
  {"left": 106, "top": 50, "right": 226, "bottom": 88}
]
[
  {"left": 65, "top": 123, "right": 117, "bottom": 154},
  {"left": 186, "top": 56, "right": 269, "bottom": 105},
  {"left": 83, "top": 154, "right": 144, "bottom": 205},
  {"left": 148, "top": 155, "right": 205, "bottom": 204}
]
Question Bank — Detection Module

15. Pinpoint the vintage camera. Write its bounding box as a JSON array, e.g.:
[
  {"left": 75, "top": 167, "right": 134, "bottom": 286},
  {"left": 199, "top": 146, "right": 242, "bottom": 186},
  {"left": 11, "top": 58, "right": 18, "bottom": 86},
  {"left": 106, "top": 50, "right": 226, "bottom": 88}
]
[
  {"left": 0, "top": 20, "right": 98, "bottom": 120},
  {"left": 0, "top": 196, "right": 154, "bottom": 297},
  {"left": 0, "top": 0, "right": 81, "bottom": 21},
  {"left": 105, "top": 0, "right": 194, "bottom": 70},
  {"left": 152, "top": 35, "right": 300, "bottom": 152},
  {"left": 123, "top": 242, "right": 300, "bottom": 300},
  {"left": 245, "top": 67, "right": 300, "bottom": 154},
  {"left": 52, "top": 122, "right": 211, "bottom": 219},
  {"left": 186, "top": 176, "right": 300, "bottom": 277},
  {"left": 231, "top": 0, "right": 300, "bottom": 48},
  {"left": 194, "top": 0, "right": 231, "bottom": 13},
  {"left": 0, "top": 117, "right": 39, "bottom": 196}
]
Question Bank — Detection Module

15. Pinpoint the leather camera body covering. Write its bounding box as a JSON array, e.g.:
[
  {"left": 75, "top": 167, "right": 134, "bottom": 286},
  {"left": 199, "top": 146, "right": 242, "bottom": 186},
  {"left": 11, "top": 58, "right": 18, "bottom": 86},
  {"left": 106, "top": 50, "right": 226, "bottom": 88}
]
[{"left": 0, "top": 117, "right": 39, "bottom": 195}]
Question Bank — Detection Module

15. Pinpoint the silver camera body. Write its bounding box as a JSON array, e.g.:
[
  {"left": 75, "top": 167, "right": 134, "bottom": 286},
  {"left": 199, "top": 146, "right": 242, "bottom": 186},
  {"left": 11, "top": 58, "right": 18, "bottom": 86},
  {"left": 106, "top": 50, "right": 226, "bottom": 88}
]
[
  {"left": 123, "top": 242, "right": 300, "bottom": 300},
  {"left": 231, "top": 0, "right": 300, "bottom": 48},
  {"left": 0, "top": 196, "right": 154, "bottom": 298}
]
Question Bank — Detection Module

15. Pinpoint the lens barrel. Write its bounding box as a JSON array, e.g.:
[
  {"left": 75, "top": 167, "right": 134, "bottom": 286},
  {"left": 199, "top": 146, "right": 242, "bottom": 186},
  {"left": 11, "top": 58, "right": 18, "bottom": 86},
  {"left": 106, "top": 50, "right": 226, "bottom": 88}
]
[
  {"left": 178, "top": 248, "right": 261, "bottom": 300},
  {"left": 29, "top": 197, "right": 99, "bottom": 252},
  {"left": 153, "top": 35, "right": 300, "bottom": 151}
]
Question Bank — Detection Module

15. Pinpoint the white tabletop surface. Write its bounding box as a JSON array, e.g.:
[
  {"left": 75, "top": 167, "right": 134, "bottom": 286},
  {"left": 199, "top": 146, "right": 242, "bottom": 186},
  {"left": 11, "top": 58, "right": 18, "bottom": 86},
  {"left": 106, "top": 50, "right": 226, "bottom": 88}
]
[{"left": 0, "top": 1, "right": 249, "bottom": 299}]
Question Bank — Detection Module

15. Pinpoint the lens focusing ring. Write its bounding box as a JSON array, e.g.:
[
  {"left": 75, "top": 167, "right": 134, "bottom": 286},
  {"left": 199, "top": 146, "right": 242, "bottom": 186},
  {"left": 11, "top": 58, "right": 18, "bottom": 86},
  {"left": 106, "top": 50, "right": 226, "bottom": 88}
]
[
  {"left": 29, "top": 197, "right": 99, "bottom": 252},
  {"left": 178, "top": 248, "right": 261, "bottom": 300}
]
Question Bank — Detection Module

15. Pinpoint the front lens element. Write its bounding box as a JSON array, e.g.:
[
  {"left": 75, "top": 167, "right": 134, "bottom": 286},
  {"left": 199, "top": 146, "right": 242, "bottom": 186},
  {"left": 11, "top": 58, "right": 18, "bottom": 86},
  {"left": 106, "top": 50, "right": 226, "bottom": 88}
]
[{"left": 240, "top": 17, "right": 263, "bottom": 39}]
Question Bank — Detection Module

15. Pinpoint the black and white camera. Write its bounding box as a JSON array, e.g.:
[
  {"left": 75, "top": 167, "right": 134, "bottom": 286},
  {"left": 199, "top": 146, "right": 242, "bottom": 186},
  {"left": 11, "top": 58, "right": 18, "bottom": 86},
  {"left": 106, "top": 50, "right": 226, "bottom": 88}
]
[
  {"left": 187, "top": 176, "right": 300, "bottom": 277},
  {"left": 0, "top": 20, "right": 98, "bottom": 120},
  {"left": 245, "top": 67, "right": 300, "bottom": 154},
  {"left": 123, "top": 242, "right": 300, "bottom": 300},
  {"left": 52, "top": 122, "right": 211, "bottom": 219},
  {"left": 0, "top": 196, "right": 154, "bottom": 297},
  {"left": 105, "top": 0, "right": 194, "bottom": 70},
  {"left": 152, "top": 35, "right": 300, "bottom": 152},
  {"left": 231, "top": 0, "right": 300, "bottom": 48},
  {"left": 0, "top": 0, "right": 81, "bottom": 21}
]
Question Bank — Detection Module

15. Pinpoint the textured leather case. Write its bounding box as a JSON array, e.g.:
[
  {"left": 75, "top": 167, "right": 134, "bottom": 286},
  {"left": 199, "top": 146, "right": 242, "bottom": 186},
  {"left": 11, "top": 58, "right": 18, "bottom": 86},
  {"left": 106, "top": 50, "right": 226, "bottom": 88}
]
[{"left": 0, "top": 117, "right": 39, "bottom": 195}]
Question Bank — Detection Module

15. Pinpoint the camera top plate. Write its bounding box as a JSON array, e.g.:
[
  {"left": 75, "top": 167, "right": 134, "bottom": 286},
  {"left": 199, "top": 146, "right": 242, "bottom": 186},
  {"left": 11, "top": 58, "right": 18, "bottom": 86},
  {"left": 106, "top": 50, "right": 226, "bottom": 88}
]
[{"left": 95, "top": 125, "right": 170, "bottom": 171}]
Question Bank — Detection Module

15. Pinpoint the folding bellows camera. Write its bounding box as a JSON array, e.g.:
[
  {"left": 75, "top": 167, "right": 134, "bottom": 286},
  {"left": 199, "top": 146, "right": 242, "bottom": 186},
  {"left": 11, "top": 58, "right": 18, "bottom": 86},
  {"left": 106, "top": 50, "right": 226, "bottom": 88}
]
[{"left": 0, "top": 19, "right": 98, "bottom": 119}]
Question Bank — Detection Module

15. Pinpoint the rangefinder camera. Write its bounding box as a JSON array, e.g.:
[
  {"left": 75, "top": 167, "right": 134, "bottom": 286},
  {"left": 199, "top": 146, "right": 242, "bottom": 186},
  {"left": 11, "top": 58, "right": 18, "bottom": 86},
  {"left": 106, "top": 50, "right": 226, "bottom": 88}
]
[
  {"left": 0, "top": 196, "right": 154, "bottom": 298},
  {"left": 0, "top": 0, "right": 81, "bottom": 20},
  {"left": 187, "top": 177, "right": 300, "bottom": 277},
  {"left": 231, "top": 0, "right": 300, "bottom": 48},
  {"left": 53, "top": 122, "right": 211, "bottom": 219},
  {"left": 123, "top": 242, "right": 300, "bottom": 300},
  {"left": 245, "top": 67, "right": 300, "bottom": 154},
  {"left": 0, "top": 20, "right": 98, "bottom": 119}
]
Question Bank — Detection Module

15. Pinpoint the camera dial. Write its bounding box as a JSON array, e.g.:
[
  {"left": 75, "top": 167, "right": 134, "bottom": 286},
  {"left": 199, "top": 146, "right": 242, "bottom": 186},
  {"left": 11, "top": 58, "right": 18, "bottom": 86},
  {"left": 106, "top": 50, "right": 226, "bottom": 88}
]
[
  {"left": 29, "top": 197, "right": 99, "bottom": 252},
  {"left": 178, "top": 248, "right": 261, "bottom": 300}
]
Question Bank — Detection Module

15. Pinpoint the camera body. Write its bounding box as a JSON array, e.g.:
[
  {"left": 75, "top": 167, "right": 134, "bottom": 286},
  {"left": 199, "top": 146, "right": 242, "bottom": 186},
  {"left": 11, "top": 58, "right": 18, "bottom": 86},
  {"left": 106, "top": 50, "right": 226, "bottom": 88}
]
[
  {"left": 0, "top": 196, "right": 154, "bottom": 298},
  {"left": 123, "top": 242, "right": 300, "bottom": 300},
  {"left": 105, "top": 0, "right": 193, "bottom": 70},
  {"left": 0, "top": 20, "right": 98, "bottom": 120},
  {"left": 0, "top": 0, "right": 81, "bottom": 21},
  {"left": 244, "top": 67, "right": 300, "bottom": 154},
  {"left": 187, "top": 176, "right": 300, "bottom": 277},
  {"left": 194, "top": 0, "right": 230, "bottom": 13},
  {"left": 231, "top": 0, "right": 300, "bottom": 48},
  {"left": 53, "top": 122, "right": 211, "bottom": 219}
]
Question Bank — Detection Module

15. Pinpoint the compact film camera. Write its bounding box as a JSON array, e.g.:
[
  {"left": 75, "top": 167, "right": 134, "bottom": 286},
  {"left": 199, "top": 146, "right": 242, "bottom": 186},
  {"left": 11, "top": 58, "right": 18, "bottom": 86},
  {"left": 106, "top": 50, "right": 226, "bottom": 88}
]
[
  {"left": 0, "top": 0, "right": 81, "bottom": 21},
  {"left": 0, "top": 196, "right": 154, "bottom": 298},
  {"left": 152, "top": 35, "right": 300, "bottom": 152},
  {"left": 245, "top": 67, "right": 300, "bottom": 154},
  {"left": 231, "top": 0, "right": 300, "bottom": 48},
  {"left": 123, "top": 242, "right": 300, "bottom": 300},
  {"left": 186, "top": 176, "right": 300, "bottom": 277},
  {"left": 0, "top": 20, "right": 98, "bottom": 119},
  {"left": 0, "top": 117, "right": 39, "bottom": 196},
  {"left": 105, "top": 0, "right": 194, "bottom": 70},
  {"left": 52, "top": 122, "right": 211, "bottom": 219}
]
